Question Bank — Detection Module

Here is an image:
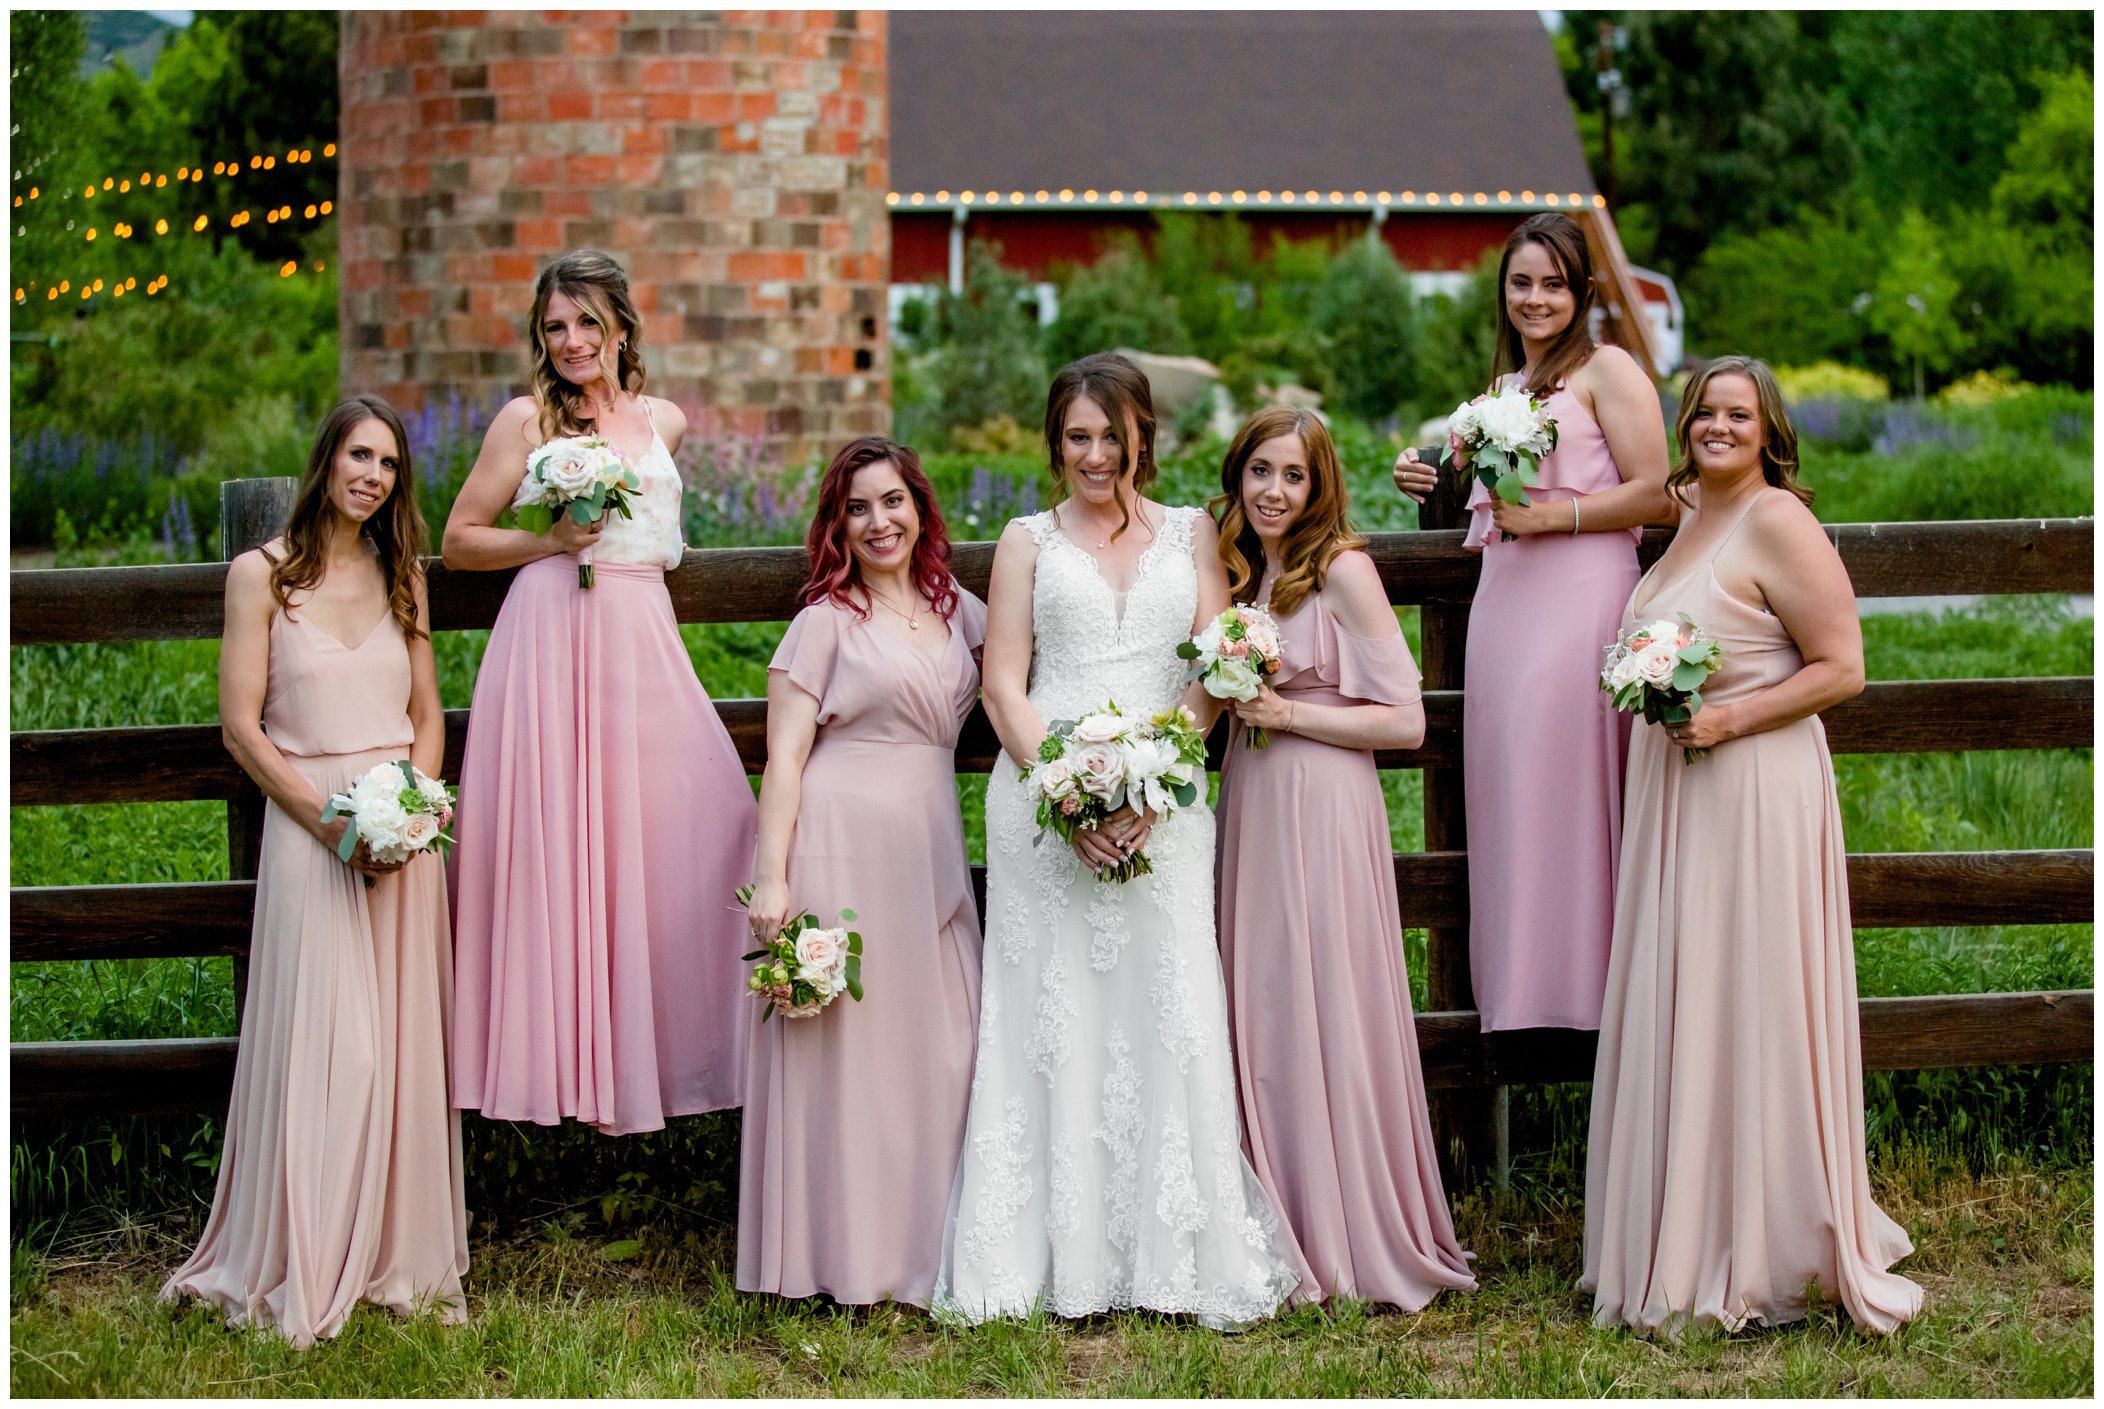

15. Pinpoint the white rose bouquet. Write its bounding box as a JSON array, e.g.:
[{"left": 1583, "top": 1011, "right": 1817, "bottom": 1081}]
[
  {"left": 1179, "top": 604, "right": 1287, "bottom": 748},
  {"left": 320, "top": 760, "right": 456, "bottom": 886},
  {"left": 1025, "top": 700, "right": 1207, "bottom": 883},
  {"left": 1600, "top": 613, "right": 1727, "bottom": 762},
  {"left": 734, "top": 886, "right": 863, "bottom": 1021},
  {"left": 510, "top": 434, "right": 643, "bottom": 587},
  {"left": 1435, "top": 387, "right": 1560, "bottom": 542}
]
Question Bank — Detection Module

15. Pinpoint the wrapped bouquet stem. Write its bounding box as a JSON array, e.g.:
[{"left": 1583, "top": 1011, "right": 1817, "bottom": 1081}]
[{"left": 511, "top": 435, "right": 642, "bottom": 587}]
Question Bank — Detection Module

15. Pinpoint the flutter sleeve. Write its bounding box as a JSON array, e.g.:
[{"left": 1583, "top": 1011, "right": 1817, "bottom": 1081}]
[
  {"left": 769, "top": 601, "right": 843, "bottom": 715},
  {"left": 953, "top": 585, "right": 988, "bottom": 666},
  {"left": 1318, "top": 601, "right": 1423, "bottom": 708}
]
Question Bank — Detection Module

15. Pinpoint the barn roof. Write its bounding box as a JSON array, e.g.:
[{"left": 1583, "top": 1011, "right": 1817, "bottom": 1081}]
[{"left": 888, "top": 10, "right": 1597, "bottom": 211}]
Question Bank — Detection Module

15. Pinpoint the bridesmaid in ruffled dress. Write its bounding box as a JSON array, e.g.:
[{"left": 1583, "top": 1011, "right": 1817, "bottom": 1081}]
[
  {"left": 443, "top": 250, "right": 757, "bottom": 1136},
  {"left": 737, "top": 438, "right": 985, "bottom": 1307},
  {"left": 1394, "top": 212, "right": 1674, "bottom": 1033},
  {"left": 164, "top": 397, "right": 466, "bottom": 1345},
  {"left": 1583, "top": 358, "right": 1922, "bottom": 1335},
  {"left": 1213, "top": 408, "right": 1475, "bottom": 1311}
]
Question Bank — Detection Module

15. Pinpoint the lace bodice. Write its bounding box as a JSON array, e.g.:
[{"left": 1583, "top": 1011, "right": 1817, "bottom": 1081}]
[
  {"left": 593, "top": 423, "right": 685, "bottom": 569},
  {"left": 1018, "top": 506, "right": 1201, "bottom": 723}
]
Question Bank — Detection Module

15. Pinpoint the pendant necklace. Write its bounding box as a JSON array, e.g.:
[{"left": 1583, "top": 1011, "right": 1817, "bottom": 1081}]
[{"left": 872, "top": 588, "right": 921, "bottom": 630}]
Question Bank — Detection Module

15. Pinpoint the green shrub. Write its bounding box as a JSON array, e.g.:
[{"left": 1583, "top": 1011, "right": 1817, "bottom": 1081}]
[{"left": 1042, "top": 241, "right": 1191, "bottom": 368}]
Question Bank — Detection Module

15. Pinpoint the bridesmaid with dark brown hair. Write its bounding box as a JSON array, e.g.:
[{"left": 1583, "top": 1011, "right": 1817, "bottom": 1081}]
[{"left": 1213, "top": 406, "right": 1474, "bottom": 1311}]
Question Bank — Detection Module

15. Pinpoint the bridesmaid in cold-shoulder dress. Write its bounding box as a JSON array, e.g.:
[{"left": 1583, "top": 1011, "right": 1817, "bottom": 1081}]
[
  {"left": 164, "top": 397, "right": 467, "bottom": 1347},
  {"left": 1583, "top": 358, "right": 1921, "bottom": 1336},
  {"left": 1214, "top": 408, "right": 1474, "bottom": 1311},
  {"left": 1395, "top": 212, "right": 1674, "bottom": 1033},
  {"left": 737, "top": 438, "right": 986, "bottom": 1308},
  {"left": 443, "top": 250, "right": 756, "bottom": 1137}
]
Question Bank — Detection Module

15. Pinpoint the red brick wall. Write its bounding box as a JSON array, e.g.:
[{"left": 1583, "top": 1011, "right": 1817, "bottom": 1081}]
[{"left": 339, "top": 10, "right": 889, "bottom": 462}]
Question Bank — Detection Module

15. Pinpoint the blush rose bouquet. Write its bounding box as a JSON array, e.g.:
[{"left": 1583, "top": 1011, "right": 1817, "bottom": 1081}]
[
  {"left": 1434, "top": 387, "right": 1560, "bottom": 542},
  {"left": 1179, "top": 604, "right": 1286, "bottom": 747},
  {"left": 1600, "top": 613, "right": 1727, "bottom": 762},
  {"left": 734, "top": 886, "right": 863, "bottom": 1020},
  {"left": 510, "top": 435, "right": 643, "bottom": 587},
  {"left": 320, "top": 760, "right": 456, "bottom": 887},
  {"left": 1024, "top": 699, "right": 1207, "bottom": 882}
]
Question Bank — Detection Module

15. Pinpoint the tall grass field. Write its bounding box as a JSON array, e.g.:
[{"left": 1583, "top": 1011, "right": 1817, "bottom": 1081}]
[{"left": 10, "top": 395, "right": 2093, "bottom": 1394}]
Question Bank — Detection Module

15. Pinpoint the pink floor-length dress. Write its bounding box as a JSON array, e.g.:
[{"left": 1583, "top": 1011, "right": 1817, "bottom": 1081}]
[
  {"left": 1461, "top": 385, "right": 1639, "bottom": 1031},
  {"left": 1216, "top": 581, "right": 1477, "bottom": 1310},
  {"left": 451, "top": 422, "right": 758, "bottom": 1135},
  {"left": 738, "top": 590, "right": 986, "bottom": 1306},
  {"left": 1582, "top": 492, "right": 1923, "bottom": 1335},
  {"left": 163, "top": 609, "right": 468, "bottom": 1347}
]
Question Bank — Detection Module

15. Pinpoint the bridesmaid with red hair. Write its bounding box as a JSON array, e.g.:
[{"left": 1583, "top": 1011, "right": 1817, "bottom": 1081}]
[{"left": 737, "top": 437, "right": 987, "bottom": 1308}]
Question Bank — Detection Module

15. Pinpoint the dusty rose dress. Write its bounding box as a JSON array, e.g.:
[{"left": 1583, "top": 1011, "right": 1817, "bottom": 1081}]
[
  {"left": 1215, "top": 581, "right": 1476, "bottom": 1310},
  {"left": 452, "top": 424, "right": 758, "bottom": 1135},
  {"left": 1582, "top": 492, "right": 1923, "bottom": 1335},
  {"left": 738, "top": 589, "right": 987, "bottom": 1307},
  {"left": 1461, "top": 385, "right": 1639, "bottom": 1031},
  {"left": 163, "top": 608, "right": 467, "bottom": 1347}
]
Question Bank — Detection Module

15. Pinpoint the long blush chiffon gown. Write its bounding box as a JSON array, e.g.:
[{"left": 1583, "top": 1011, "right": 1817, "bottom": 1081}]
[
  {"left": 162, "top": 608, "right": 467, "bottom": 1347},
  {"left": 1582, "top": 492, "right": 1923, "bottom": 1335},
  {"left": 1461, "top": 384, "right": 1638, "bottom": 1031},
  {"left": 452, "top": 406, "right": 758, "bottom": 1135},
  {"left": 737, "top": 589, "right": 987, "bottom": 1307},
  {"left": 1215, "top": 580, "right": 1476, "bottom": 1310}
]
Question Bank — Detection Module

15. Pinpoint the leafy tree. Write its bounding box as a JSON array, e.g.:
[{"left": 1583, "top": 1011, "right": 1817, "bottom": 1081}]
[
  {"left": 1407, "top": 249, "right": 1504, "bottom": 423},
  {"left": 11, "top": 12, "right": 90, "bottom": 314},
  {"left": 1044, "top": 240, "right": 1191, "bottom": 368},
  {"left": 923, "top": 241, "right": 1048, "bottom": 442},
  {"left": 1685, "top": 205, "right": 1889, "bottom": 372},
  {"left": 1872, "top": 210, "right": 1969, "bottom": 401},
  {"left": 1309, "top": 239, "right": 1417, "bottom": 420}
]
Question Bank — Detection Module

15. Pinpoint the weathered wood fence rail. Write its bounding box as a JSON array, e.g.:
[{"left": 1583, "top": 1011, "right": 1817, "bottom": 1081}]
[{"left": 10, "top": 515, "right": 2095, "bottom": 1124}]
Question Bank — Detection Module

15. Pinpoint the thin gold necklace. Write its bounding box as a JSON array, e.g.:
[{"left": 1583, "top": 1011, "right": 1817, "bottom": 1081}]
[{"left": 868, "top": 585, "right": 921, "bottom": 630}]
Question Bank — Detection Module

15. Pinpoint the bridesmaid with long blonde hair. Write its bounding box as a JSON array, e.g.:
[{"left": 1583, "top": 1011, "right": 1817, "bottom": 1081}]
[
  {"left": 1213, "top": 406, "right": 1475, "bottom": 1310},
  {"left": 164, "top": 396, "right": 467, "bottom": 1346},
  {"left": 443, "top": 249, "right": 757, "bottom": 1136}
]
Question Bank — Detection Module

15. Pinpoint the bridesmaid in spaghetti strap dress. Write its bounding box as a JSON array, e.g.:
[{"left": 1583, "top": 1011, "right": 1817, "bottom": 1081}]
[
  {"left": 164, "top": 397, "right": 467, "bottom": 1346},
  {"left": 1583, "top": 358, "right": 1921, "bottom": 1335},
  {"left": 443, "top": 251, "right": 757, "bottom": 1136},
  {"left": 1397, "top": 213, "right": 1673, "bottom": 1033},
  {"left": 1213, "top": 410, "right": 1475, "bottom": 1310},
  {"left": 738, "top": 439, "right": 986, "bottom": 1307}
]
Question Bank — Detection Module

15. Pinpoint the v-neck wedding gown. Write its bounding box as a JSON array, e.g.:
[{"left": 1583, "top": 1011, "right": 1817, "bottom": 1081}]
[{"left": 938, "top": 506, "right": 1298, "bottom": 1326}]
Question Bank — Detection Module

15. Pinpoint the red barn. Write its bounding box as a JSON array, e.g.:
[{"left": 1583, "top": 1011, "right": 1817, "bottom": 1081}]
[{"left": 886, "top": 10, "right": 1673, "bottom": 373}]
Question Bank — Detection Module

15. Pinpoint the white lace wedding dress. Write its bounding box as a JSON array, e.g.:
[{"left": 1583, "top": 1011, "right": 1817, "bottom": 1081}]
[{"left": 937, "top": 506, "right": 1299, "bottom": 1326}]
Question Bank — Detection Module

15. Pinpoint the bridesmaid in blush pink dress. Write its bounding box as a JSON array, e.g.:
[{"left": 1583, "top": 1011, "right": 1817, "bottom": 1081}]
[
  {"left": 1214, "top": 409, "right": 1474, "bottom": 1310},
  {"left": 1398, "top": 213, "right": 1674, "bottom": 1033},
  {"left": 1584, "top": 359, "right": 1921, "bottom": 1335},
  {"left": 738, "top": 438, "right": 985, "bottom": 1307},
  {"left": 165, "top": 398, "right": 466, "bottom": 1346},
  {"left": 443, "top": 251, "right": 756, "bottom": 1136}
]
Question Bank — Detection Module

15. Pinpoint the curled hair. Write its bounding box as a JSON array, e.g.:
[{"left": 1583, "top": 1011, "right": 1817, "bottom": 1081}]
[
  {"left": 1670, "top": 355, "right": 1813, "bottom": 509},
  {"left": 1211, "top": 407, "right": 1365, "bottom": 619},
  {"left": 802, "top": 436, "right": 960, "bottom": 623},
  {"left": 268, "top": 395, "right": 428, "bottom": 641},
  {"left": 1487, "top": 213, "right": 1599, "bottom": 397},
  {"left": 1043, "top": 352, "right": 1158, "bottom": 543},
  {"left": 528, "top": 249, "right": 647, "bottom": 442}
]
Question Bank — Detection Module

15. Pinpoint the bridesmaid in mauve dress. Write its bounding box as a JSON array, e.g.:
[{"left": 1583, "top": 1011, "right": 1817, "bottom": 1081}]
[
  {"left": 1213, "top": 409, "right": 1475, "bottom": 1310},
  {"left": 1583, "top": 358, "right": 1922, "bottom": 1335},
  {"left": 738, "top": 438, "right": 985, "bottom": 1307},
  {"left": 164, "top": 397, "right": 467, "bottom": 1346},
  {"left": 1396, "top": 212, "right": 1673, "bottom": 1033},
  {"left": 443, "top": 251, "right": 756, "bottom": 1136}
]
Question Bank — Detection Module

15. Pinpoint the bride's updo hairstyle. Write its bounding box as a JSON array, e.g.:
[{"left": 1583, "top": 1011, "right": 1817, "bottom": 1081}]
[
  {"left": 801, "top": 435, "right": 960, "bottom": 623},
  {"left": 1212, "top": 405, "right": 1365, "bottom": 619},
  {"left": 1488, "top": 212, "right": 1599, "bottom": 398},
  {"left": 1669, "top": 355, "right": 1812, "bottom": 510},
  {"left": 527, "top": 248, "right": 648, "bottom": 441},
  {"left": 1043, "top": 351, "right": 1158, "bottom": 543}
]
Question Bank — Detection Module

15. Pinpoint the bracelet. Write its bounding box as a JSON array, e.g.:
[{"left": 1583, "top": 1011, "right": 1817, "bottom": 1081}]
[
  {"left": 1286, "top": 700, "right": 1298, "bottom": 734},
  {"left": 1571, "top": 498, "right": 1582, "bottom": 535}
]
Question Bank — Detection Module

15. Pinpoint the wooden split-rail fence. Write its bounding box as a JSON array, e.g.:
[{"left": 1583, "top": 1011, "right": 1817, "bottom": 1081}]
[{"left": 11, "top": 483, "right": 2095, "bottom": 1173}]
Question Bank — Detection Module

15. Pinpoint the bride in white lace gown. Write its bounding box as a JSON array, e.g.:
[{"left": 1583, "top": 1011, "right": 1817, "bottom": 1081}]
[{"left": 939, "top": 355, "right": 1299, "bottom": 1327}]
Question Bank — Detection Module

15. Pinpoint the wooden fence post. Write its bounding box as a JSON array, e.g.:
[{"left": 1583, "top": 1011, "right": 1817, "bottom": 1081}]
[
  {"left": 219, "top": 478, "right": 299, "bottom": 1029},
  {"left": 1413, "top": 463, "right": 1501, "bottom": 1191}
]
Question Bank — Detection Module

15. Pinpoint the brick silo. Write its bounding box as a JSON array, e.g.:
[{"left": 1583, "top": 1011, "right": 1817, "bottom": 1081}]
[{"left": 337, "top": 10, "right": 889, "bottom": 464}]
